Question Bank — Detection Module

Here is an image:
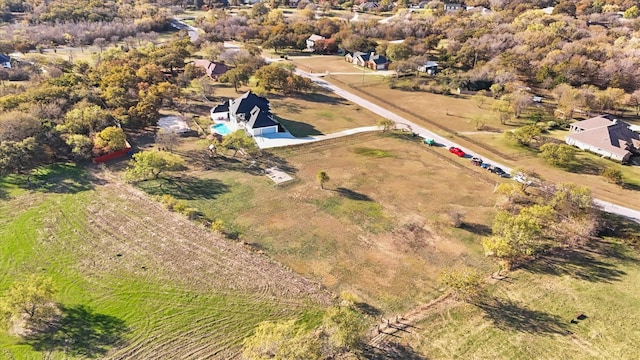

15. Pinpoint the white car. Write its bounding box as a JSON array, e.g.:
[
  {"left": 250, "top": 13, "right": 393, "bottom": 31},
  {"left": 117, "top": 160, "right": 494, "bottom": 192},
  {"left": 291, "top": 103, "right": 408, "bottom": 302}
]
[{"left": 513, "top": 173, "right": 533, "bottom": 185}]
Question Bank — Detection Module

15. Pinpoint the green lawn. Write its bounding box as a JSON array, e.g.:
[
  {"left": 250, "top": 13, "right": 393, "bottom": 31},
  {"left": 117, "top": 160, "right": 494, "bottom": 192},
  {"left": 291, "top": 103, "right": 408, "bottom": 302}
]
[{"left": 0, "top": 164, "right": 327, "bottom": 358}]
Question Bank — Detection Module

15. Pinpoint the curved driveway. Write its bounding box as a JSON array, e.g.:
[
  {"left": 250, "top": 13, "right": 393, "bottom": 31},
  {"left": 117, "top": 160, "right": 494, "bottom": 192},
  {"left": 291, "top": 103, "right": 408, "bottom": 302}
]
[{"left": 295, "top": 69, "right": 640, "bottom": 223}]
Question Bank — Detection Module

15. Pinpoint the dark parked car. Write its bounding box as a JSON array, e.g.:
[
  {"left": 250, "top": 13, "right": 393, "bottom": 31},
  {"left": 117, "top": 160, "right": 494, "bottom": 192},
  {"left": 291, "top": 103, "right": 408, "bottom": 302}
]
[
  {"left": 489, "top": 166, "right": 508, "bottom": 177},
  {"left": 449, "top": 147, "right": 465, "bottom": 157},
  {"left": 471, "top": 157, "right": 483, "bottom": 166}
]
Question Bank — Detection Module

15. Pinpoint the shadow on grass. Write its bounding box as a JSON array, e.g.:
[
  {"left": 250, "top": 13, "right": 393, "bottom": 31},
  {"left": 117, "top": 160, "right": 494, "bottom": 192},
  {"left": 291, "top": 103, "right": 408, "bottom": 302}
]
[
  {"left": 476, "top": 297, "right": 569, "bottom": 335},
  {"left": 272, "top": 100, "right": 306, "bottom": 114},
  {"left": 566, "top": 158, "right": 601, "bottom": 175},
  {"left": 460, "top": 222, "right": 492, "bottom": 236},
  {"left": 333, "top": 187, "right": 373, "bottom": 201},
  {"left": 23, "top": 305, "right": 127, "bottom": 358},
  {"left": 259, "top": 151, "right": 298, "bottom": 175},
  {"left": 137, "top": 175, "right": 229, "bottom": 200},
  {"left": 354, "top": 302, "right": 382, "bottom": 317},
  {"left": 274, "top": 115, "right": 323, "bottom": 137},
  {"left": 522, "top": 247, "right": 626, "bottom": 283},
  {"left": 298, "top": 92, "right": 350, "bottom": 106},
  {"left": 622, "top": 182, "right": 640, "bottom": 191},
  {"left": 4, "top": 164, "right": 94, "bottom": 194},
  {"left": 599, "top": 212, "right": 640, "bottom": 251},
  {"left": 363, "top": 342, "right": 428, "bottom": 360},
  {"left": 0, "top": 181, "right": 9, "bottom": 199}
]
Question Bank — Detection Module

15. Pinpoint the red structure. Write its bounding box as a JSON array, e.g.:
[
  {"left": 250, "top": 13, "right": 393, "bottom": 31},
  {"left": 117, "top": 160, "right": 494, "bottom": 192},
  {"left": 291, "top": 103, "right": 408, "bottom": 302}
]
[{"left": 92, "top": 142, "right": 133, "bottom": 163}]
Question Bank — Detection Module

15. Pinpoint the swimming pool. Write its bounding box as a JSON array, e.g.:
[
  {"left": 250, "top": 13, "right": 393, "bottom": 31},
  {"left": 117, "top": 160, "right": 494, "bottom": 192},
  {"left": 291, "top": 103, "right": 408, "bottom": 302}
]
[{"left": 210, "top": 123, "right": 232, "bottom": 136}]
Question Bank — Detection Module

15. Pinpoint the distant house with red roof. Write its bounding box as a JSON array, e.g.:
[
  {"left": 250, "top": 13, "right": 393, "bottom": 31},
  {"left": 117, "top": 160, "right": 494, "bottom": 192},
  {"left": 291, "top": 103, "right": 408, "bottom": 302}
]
[{"left": 193, "top": 60, "right": 228, "bottom": 80}]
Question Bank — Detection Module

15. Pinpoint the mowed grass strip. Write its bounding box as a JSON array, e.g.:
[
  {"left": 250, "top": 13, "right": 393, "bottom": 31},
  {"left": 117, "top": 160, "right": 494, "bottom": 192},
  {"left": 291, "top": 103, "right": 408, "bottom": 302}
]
[{"left": 0, "top": 165, "right": 328, "bottom": 359}]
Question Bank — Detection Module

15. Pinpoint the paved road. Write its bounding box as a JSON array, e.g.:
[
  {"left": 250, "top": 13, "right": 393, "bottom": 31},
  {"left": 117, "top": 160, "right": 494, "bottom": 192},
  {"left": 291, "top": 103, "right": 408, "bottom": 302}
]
[
  {"left": 295, "top": 69, "right": 640, "bottom": 223},
  {"left": 211, "top": 29, "right": 640, "bottom": 223},
  {"left": 171, "top": 19, "right": 199, "bottom": 42}
]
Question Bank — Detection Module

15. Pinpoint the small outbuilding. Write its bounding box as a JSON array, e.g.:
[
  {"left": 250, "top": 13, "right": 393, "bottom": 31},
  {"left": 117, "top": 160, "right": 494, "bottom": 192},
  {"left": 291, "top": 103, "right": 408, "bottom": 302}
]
[{"left": 0, "top": 54, "right": 11, "bottom": 69}]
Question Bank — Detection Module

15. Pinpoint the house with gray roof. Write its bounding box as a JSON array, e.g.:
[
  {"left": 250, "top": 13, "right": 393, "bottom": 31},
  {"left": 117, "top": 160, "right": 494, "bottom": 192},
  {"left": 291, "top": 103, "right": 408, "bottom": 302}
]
[
  {"left": 210, "top": 91, "right": 281, "bottom": 137},
  {"left": 565, "top": 115, "right": 640, "bottom": 162},
  {"left": 366, "top": 53, "right": 390, "bottom": 70},
  {"left": 345, "top": 51, "right": 370, "bottom": 67},
  {"left": 345, "top": 51, "right": 390, "bottom": 70},
  {"left": 418, "top": 61, "right": 439, "bottom": 75}
]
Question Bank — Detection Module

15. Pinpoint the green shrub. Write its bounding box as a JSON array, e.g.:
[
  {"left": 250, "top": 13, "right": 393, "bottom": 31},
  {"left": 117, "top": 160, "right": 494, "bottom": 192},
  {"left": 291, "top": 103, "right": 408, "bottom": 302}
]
[
  {"left": 600, "top": 167, "right": 624, "bottom": 185},
  {"left": 160, "top": 194, "right": 177, "bottom": 209},
  {"left": 181, "top": 207, "right": 199, "bottom": 220},
  {"left": 211, "top": 219, "right": 225, "bottom": 233},
  {"left": 172, "top": 201, "right": 188, "bottom": 213}
]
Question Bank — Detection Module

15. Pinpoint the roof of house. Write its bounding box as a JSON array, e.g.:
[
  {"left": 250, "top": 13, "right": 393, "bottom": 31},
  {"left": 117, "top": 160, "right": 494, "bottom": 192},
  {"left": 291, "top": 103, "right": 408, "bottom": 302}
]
[
  {"left": 247, "top": 105, "right": 279, "bottom": 129},
  {"left": 230, "top": 90, "right": 270, "bottom": 116},
  {"left": 571, "top": 115, "right": 621, "bottom": 131},
  {"left": 0, "top": 54, "right": 10, "bottom": 62},
  {"left": 370, "top": 54, "right": 390, "bottom": 65},
  {"left": 212, "top": 102, "right": 229, "bottom": 113},
  {"left": 466, "top": 6, "right": 491, "bottom": 13},
  {"left": 567, "top": 118, "right": 640, "bottom": 158},
  {"left": 308, "top": 34, "right": 325, "bottom": 41},
  {"left": 349, "top": 51, "right": 371, "bottom": 61},
  {"left": 359, "top": 2, "right": 379, "bottom": 10},
  {"left": 231, "top": 91, "right": 278, "bottom": 129},
  {"left": 193, "top": 60, "right": 228, "bottom": 78},
  {"left": 423, "top": 61, "right": 438, "bottom": 68}
]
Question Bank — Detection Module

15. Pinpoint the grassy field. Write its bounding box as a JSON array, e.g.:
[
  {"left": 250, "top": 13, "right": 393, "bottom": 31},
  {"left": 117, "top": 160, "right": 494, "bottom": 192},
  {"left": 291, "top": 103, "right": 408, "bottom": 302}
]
[
  {"left": 408, "top": 232, "right": 640, "bottom": 359},
  {"left": 137, "top": 132, "right": 500, "bottom": 315},
  {"left": 283, "top": 71, "right": 640, "bottom": 211},
  {"left": 211, "top": 84, "right": 383, "bottom": 136},
  {"left": 0, "top": 164, "right": 329, "bottom": 359}
]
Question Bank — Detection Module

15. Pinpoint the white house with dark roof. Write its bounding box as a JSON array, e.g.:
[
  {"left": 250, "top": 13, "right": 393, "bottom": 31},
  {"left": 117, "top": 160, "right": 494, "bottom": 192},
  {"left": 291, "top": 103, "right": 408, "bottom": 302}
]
[
  {"left": 0, "top": 54, "right": 11, "bottom": 69},
  {"left": 306, "top": 34, "right": 325, "bottom": 51},
  {"left": 345, "top": 51, "right": 370, "bottom": 66},
  {"left": 444, "top": 2, "right": 464, "bottom": 12},
  {"left": 345, "top": 51, "right": 390, "bottom": 70},
  {"left": 565, "top": 115, "right": 640, "bottom": 162},
  {"left": 418, "top": 61, "right": 439, "bottom": 75},
  {"left": 210, "top": 90, "right": 282, "bottom": 137},
  {"left": 366, "top": 53, "right": 390, "bottom": 70}
]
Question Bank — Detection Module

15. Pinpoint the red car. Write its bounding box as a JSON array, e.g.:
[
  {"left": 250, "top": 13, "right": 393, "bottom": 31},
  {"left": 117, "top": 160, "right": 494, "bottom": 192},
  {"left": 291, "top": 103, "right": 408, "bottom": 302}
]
[{"left": 449, "top": 147, "right": 465, "bottom": 157}]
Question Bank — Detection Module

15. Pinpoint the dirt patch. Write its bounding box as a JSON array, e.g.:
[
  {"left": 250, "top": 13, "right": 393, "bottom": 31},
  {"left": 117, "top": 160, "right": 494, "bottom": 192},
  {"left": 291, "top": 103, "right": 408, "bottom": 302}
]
[{"left": 83, "top": 171, "right": 332, "bottom": 306}]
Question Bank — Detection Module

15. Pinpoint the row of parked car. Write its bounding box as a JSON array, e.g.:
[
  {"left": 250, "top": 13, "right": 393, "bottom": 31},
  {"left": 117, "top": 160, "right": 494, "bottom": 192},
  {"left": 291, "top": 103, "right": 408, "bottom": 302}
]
[
  {"left": 447, "top": 147, "right": 509, "bottom": 177},
  {"left": 426, "top": 138, "right": 537, "bottom": 185}
]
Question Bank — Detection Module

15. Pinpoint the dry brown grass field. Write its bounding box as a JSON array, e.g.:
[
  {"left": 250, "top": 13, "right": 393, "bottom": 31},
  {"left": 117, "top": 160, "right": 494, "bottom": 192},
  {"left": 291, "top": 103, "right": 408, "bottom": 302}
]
[{"left": 155, "top": 133, "right": 500, "bottom": 314}]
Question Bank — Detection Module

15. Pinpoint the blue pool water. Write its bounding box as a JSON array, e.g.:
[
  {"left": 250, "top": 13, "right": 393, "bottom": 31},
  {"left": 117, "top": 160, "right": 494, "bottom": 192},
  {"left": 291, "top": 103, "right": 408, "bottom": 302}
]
[{"left": 210, "top": 123, "right": 232, "bottom": 136}]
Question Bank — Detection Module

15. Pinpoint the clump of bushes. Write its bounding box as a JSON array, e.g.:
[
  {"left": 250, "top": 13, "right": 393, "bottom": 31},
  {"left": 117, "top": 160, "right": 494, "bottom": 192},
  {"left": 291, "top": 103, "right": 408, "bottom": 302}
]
[
  {"left": 159, "top": 195, "right": 230, "bottom": 235},
  {"left": 158, "top": 194, "right": 199, "bottom": 220}
]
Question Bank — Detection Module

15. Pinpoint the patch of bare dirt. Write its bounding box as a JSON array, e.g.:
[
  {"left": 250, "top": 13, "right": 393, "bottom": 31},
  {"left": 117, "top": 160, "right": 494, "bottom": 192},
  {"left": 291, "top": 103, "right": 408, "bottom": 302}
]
[{"left": 79, "top": 171, "right": 333, "bottom": 306}]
